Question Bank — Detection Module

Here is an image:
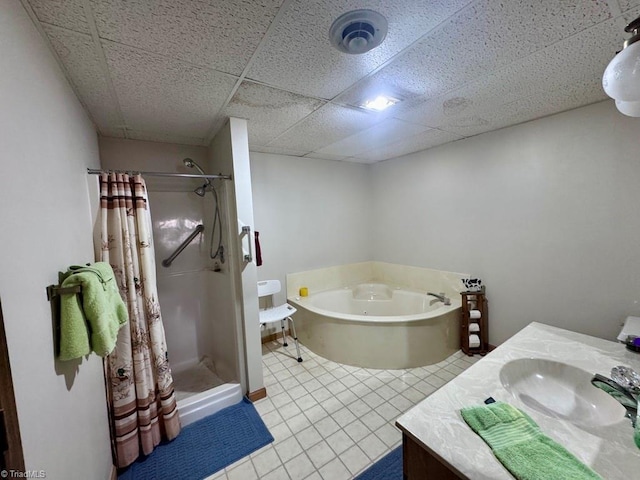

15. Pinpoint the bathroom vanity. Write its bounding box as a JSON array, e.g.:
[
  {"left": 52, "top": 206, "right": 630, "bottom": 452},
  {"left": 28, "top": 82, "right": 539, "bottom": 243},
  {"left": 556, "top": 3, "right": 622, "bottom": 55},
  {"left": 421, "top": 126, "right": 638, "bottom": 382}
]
[{"left": 396, "top": 322, "right": 640, "bottom": 479}]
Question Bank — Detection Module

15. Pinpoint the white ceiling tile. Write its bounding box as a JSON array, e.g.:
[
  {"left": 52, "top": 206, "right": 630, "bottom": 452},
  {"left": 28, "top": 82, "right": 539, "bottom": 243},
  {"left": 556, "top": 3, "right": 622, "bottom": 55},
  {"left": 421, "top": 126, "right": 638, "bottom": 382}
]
[
  {"left": 90, "top": 0, "right": 284, "bottom": 75},
  {"left": 267, "top": 103, "right": 385, "bottom": 152},
  {"left": 28, "top": 0, "right": 90, "bottom": 34},
  {"left": 338, "top": 0, "right": 613, "bottom": 106},
  {"left": 316, "top": 118, "right": 432, "bottom": 156},
  {"left": 619, "top": 0, "right": 640, "bottom": 12},
  {"left": 247, "top": 0, "right": 474, "bottom": 99},
  {"left": 396, "top": 12, "right": 623, "bottom": 136},
  {"left": 355, "top": 129, "right": 464, "bottom": 162},
  {"left": 27, "top": 0, "right": 625, "bottom": 160},
  {"left": 250, "top": 145, "right": 309, "bottom": 156},
  {"left": 126, "top": 130, "right": 206, "bottom": 146},
  {"left": 103, "top": 41, "right": 238, "bottom": 138},
  {"left": 223, "top": 81, "right": 325, "bottom": 146},
  {"left": 303, "top": 153, "right": 350, "bottom": 161},
  {"left": 42, "top": 24, "right": 123, "bottom": 132}
]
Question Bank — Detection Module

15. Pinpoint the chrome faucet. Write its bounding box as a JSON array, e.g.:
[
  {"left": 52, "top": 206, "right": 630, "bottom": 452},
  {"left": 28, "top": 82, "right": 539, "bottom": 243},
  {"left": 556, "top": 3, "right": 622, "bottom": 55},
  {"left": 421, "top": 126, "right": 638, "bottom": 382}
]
[
  {"left": 591, "top": 370, "right": 638, "bottom": 425},
  {"left": 427, "top": 292, "right": 451, "bottom": 306}
]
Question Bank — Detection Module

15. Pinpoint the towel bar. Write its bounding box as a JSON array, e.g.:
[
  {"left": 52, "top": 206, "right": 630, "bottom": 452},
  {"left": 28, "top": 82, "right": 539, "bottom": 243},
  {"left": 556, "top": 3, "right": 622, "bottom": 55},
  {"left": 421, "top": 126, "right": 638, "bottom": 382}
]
[{"left": 46, "top": 284, "right": 82, "bottom": 301}]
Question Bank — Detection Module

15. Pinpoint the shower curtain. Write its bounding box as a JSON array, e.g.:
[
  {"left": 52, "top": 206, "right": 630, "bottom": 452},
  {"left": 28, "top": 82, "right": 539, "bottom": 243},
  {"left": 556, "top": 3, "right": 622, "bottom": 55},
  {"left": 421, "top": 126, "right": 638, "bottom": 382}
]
[{"left": 99, "top": 173, "right": 181, "bottom": 468}]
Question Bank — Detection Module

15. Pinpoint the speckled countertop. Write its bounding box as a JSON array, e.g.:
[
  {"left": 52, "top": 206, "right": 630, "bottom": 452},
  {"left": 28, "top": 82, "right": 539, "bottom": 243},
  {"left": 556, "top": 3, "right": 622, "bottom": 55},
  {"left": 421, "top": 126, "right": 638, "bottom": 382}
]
[{"left": 396, "top": 322, "right": 640, "bottom": 479}]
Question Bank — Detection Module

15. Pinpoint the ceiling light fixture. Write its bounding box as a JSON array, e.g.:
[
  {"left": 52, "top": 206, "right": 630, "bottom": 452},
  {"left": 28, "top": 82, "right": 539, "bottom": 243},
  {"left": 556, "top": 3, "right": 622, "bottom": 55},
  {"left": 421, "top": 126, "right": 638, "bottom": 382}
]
[
  {"left": 329, "top": 10, "right": 388, "bottom": 55},
  {"left": 603, "top": 15, "right": 640, "bottom": 117},
  {"left": 361, "top": 95, "right": 399, "bottom": 111}
]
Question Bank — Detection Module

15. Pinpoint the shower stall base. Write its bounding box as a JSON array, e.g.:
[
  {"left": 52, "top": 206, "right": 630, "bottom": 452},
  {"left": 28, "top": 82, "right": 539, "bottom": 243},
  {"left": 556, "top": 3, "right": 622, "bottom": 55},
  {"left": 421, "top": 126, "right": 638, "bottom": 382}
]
[
  {"left": 172, "top": 357, "right": 243, "bottom": 427},
  {"left": 177, "top": 382, "right": 243, "bottom": 427},
  {"left": 173, "top": 357, "right": 224, "bottom": 402}
]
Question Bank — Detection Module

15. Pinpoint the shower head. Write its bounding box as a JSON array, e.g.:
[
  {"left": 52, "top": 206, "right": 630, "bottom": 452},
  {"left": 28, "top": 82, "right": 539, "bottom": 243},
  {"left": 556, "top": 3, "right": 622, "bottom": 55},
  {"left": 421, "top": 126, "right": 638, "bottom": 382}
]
[
  {"left": 194, "top": 184, "right": 208, "bottom": 197},
  {"left": 183, "top": 157, "right": 212, "bottom": 188}
]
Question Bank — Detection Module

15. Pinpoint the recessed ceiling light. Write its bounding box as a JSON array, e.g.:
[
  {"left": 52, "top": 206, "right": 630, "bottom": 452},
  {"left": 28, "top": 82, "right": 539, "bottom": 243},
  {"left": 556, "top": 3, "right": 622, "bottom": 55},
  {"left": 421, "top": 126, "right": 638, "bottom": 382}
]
[{"left": 361, "top": 95, "right": 399, "bottom": 111}]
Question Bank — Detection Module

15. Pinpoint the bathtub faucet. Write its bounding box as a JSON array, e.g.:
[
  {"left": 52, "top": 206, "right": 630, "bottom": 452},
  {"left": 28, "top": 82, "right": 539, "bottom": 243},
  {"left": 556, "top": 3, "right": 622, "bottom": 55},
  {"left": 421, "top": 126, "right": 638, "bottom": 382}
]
[{"left": 427, "top": 292, "right": 451, "bottom": 306}]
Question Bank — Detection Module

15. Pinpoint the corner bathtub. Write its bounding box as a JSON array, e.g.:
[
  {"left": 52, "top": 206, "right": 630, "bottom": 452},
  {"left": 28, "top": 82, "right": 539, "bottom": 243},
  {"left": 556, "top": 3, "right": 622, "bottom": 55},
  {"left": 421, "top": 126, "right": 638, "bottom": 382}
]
[{"left": 288, "top": 284, "right": 461, "bottom": 369}]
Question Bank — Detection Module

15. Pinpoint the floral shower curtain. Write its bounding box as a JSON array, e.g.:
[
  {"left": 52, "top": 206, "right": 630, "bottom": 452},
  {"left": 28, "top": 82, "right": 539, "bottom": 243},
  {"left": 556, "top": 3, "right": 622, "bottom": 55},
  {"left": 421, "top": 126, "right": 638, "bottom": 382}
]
[{"left": 99, "top": 173, "right": 181, "bottom": 468}]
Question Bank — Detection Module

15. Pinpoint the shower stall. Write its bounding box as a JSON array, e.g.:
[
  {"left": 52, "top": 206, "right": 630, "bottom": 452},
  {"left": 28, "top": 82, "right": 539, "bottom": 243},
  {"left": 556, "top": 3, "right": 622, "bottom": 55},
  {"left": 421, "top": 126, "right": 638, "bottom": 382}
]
[
  {"left": 149, "top": 160, "right": 242, "bottom": 425},
  {"left": 97, "top": 118, "right": 263, "bottom": 427}
]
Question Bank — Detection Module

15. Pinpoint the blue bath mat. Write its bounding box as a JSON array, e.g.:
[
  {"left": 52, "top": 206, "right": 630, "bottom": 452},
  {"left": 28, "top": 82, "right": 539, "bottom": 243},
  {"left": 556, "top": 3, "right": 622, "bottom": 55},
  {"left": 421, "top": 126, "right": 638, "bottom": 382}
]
[
  {"left": 118, "top": 397, "right": 273, "bottom": 480},
  {"left": 355, "top": 446, "right": 402, "bottom": 480}
]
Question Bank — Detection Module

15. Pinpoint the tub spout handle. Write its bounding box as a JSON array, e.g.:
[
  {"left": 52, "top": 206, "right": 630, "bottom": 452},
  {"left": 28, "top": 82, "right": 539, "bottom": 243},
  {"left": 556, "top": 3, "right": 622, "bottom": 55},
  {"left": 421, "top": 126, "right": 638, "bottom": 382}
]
[{"left": 427, "top": 292, "right": 451, "bottom": 305}]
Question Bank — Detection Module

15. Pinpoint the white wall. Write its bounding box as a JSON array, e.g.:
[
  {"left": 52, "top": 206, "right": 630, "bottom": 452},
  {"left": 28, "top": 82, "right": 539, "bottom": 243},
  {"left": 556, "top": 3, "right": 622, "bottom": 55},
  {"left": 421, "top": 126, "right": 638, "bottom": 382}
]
[
  {"left": 371, "top": 101, "right": 640, "bottom": 344},
  {"left": 0, "top": 1, "right": 111, "bottom": 478},
  {"left": 250, "top": 153, "right": 373, "bottom": 305}
]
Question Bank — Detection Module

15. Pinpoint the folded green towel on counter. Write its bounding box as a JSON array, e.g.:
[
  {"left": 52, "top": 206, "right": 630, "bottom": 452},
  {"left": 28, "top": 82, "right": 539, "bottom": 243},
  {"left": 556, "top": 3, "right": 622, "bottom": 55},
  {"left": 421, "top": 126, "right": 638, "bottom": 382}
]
[
  {"left": 460, "top": 401, "right": 602, "bottom": 480},
  {"left": 58, "top": 262, "right": 128, "bottom": 361}
]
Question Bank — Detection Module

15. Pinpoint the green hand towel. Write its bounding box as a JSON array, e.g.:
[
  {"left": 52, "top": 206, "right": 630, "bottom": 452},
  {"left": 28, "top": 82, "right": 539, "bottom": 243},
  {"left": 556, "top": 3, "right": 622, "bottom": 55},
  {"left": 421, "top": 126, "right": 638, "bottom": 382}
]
[
  {"left": 460, "top": 402, "right": 602, "bottom": 480},
  {"left": 58, "top": 262, "right": 128, "bottom": 361}
]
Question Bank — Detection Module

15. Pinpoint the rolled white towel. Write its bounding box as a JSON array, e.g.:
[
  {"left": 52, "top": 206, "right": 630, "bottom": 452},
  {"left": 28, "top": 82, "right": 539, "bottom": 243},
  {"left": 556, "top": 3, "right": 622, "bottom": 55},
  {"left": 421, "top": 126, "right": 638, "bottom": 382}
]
[
  {"left": 469, "top": 309, "right": 481, "bottom": 319},
  {"left": 469, "top": 323, "right": 480, "bottom": 333},
  {"left": 469, "top": 334, "right": 480, "bottom": 348}
]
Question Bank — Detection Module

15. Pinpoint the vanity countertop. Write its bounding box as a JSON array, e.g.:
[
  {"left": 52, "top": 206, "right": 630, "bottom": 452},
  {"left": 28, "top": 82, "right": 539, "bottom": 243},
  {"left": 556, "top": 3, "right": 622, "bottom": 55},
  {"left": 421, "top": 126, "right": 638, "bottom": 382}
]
[{"left": 396, "top": 322, "right": 640, "bottom": 479}]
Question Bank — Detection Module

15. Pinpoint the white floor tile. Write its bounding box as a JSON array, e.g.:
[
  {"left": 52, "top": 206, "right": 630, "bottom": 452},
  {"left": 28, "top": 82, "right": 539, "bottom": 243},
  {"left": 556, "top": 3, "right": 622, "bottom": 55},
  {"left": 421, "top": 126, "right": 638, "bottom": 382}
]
[
  {"left": 317, "top": 457, "right": 351, "bottom": 480},
  {"left": 261, "top": 465, "right": 290, "bottom": 480},
  {"left": 296, "top": 425, "right": 323, "bottom": 450},
  {"left": 274, "top": 435, "right": 303, "bottom": 464},
  {"left": 286, "top": 411, "right": 311, "bottom": 433},
  {"left": 358, "top": 433, "right": 388, "bottom": 460},
  {"left": 314, "top": 416, "right": 340, "bottom": 438},
  {"left": 331, "top": 407, "right": 357, "bottom": 427},
  {"left": 325, "top": 429, "right": 354, "bottom": 455},
  {"left": 257, "top": 342, "right": 472, "bottom": 480},
  {"left": 251, "top": 446, "right": 282, "bottom": 478},
  {"left": 341, "top": 444, "right": 370, "bottom": 475},
  {"left": 226, "top": 459, "right": 258, "bottom": 480},
  {"left": 285, "top": 452, "right": 316, "bottom": 480},
  {"left": 307, "top": 440, "right": 336, "bottom": 469},
  {"left": 343, "top": 419, "right": 370, "bottom": 443}
]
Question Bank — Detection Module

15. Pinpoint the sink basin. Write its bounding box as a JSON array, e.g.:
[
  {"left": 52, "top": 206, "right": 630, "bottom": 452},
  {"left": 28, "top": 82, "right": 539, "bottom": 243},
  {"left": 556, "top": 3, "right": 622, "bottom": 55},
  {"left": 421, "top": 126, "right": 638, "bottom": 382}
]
[{"left": 499, "top": 358, "right": 627, "bottom": 427}]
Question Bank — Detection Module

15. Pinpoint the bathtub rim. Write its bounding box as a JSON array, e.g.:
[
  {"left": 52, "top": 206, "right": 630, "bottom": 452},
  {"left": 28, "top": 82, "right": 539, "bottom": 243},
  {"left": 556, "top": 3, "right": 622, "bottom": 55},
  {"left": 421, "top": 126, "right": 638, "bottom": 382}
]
[{"left": 288, "top": 284, "right": 462, "bottom": 324}]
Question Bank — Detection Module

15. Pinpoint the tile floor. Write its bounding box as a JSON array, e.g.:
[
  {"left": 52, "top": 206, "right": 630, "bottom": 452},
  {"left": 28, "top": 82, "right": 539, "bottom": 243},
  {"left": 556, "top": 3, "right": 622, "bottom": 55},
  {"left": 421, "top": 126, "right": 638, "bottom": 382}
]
[{"left": 207, "top": 338, "right": 479, "bottom": 480}]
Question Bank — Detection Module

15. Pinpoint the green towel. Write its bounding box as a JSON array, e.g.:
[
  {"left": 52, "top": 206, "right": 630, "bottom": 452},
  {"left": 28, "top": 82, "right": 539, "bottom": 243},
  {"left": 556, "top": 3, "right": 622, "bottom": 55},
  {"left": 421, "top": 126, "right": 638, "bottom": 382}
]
[
  {"left": 58, "top": 262, "right": 128, "bottom": 361},
  {"left": 460, "top": 402, "right": 602, "bottom": 480}
]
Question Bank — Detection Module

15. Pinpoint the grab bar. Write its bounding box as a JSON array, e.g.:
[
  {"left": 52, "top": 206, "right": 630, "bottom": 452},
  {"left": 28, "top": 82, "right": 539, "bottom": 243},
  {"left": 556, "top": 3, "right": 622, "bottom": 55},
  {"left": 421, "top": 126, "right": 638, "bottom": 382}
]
[
  {"left": 162, "top": 224, "right": 204, "bottom": 267},
  {"left": 241, "top": 225, "right": 253, "bottom": 263}
]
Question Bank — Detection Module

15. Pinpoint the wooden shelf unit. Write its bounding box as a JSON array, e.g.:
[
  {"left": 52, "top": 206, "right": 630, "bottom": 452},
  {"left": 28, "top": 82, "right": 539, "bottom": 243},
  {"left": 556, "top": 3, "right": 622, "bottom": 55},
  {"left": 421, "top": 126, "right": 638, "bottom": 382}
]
[{"left": 460, "top": 287, "right": 488, "bottom": 356}]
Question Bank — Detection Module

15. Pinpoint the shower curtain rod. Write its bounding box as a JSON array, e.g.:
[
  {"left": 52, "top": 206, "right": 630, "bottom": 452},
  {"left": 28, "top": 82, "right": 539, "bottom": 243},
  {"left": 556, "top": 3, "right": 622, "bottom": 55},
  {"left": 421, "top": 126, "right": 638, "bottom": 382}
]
[{"left": 87, "top": 168, "right": 232, "bottom": 180}]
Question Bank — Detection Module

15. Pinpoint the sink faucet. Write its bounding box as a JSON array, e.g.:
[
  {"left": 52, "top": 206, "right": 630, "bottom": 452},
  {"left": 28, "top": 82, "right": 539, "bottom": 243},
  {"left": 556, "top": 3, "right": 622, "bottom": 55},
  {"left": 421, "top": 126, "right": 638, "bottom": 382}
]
[
  {"left": 591, "top": 373, "right": 638, "bottom": 425},
  {"left": 427, "top": 292, "right": 451, "bottom": 306}
]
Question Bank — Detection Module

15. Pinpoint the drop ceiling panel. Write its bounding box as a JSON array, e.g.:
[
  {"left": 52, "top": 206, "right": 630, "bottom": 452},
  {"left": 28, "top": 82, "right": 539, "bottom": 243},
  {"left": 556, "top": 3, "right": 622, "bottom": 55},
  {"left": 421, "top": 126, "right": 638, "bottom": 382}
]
[
  {"left": 247, "top": 0, "right": 474, "bottom": 99},
  {"left": 29, "top": 0, "right": 91, "bottom": 34},
  {"left": 619, "top": 0, "right": 640, "bottom": 12},
  {"left": 316, "top": 118, "right": 432, "bottom": 156},
  {"left": 395, "top": 13, "right": 622, "bottom": 136},
  {"left": 90, "top": 0, "right": 284, "bottom": 75},
  {"left": 337, "top": 0, "right": 612, "bottom": 109},
  {"left": 266, "top": 103, "right": 385, "bottom": 152},
  {"left": 126, "top": 130, "right": 206, "bottom": 146},
  {"left": 42, "top": 24, "right": 123, "bottom": 132},
  {"left": 250, "top": 145, "right": 309, "bottom": 156},
  {"left": 223, "top": 81, "right": 325, "bottom": 146},
  {"left": 354, "top": 129, "right": 464, "bottom": 163},
  {"left": 24, "top": 0, "right": 630, "bottom": 163},
  {"left": 103, "top": 41, "right": 238, "bottom": 138},
  {"left": 303, "top": 152, "right": 351, "bottom": 161}
]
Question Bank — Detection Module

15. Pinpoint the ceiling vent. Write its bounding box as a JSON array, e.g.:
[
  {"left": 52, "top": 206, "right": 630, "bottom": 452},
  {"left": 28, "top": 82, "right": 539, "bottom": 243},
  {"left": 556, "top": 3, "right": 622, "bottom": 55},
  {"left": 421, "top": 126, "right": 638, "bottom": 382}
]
[{"left": 329, "top": 10, "right": 388, "bottom": 55}]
